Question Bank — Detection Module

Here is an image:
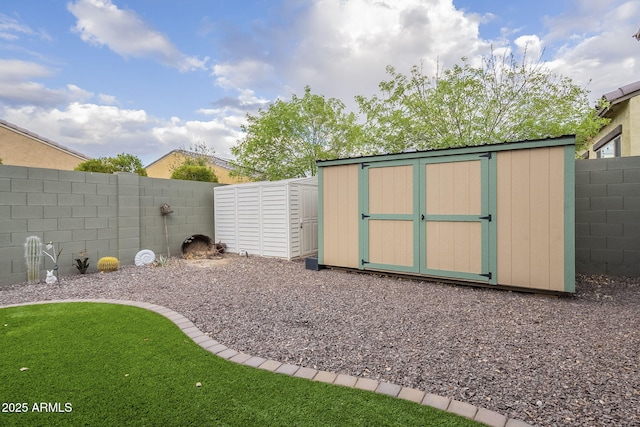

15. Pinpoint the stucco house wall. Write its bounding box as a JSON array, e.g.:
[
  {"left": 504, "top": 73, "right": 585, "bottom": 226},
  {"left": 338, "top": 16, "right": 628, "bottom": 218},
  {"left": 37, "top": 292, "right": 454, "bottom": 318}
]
[
  {"left": 146, "top": 150, "right": 248, "bottom": 184},
  {"left": 0, "top": 120, "right": 90, "bottom": 170},
  {"left": 586, "top": 81, "right": 640, "bottom": 158}
]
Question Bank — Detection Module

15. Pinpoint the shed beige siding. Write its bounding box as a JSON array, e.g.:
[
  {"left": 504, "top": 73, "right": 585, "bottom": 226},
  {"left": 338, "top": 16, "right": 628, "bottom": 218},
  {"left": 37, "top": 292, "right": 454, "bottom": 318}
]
[
  {"left": 322, "top": 164, "right": 359, "bottom": 268},
  {"left": 425, "top": 161, "right": 481, "bottom": 215},
  {"left": 367, "top": 164, "right": 414, "bottom": 267},
  {"left": 426, "top": 222, "right": 482, "bottom": 273},
  {"left": 369, "top": 220, "right": 413, "bottom": 266},
  {"left": 424, "top": 160, "right": 483, "bottom": 274},
  {"left": 368, "top": 164, "right": 413, "bottom": 214},
  {"left": 496, "top": 147, "right": 565, "bottom": 291}
]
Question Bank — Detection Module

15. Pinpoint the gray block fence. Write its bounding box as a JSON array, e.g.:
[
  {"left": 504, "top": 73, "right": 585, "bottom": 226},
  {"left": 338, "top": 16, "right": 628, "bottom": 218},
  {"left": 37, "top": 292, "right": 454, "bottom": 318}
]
[
  {"left": 0, "top": 165, "right": 219, "bottom": 285},
  {"left": 575, "top": 156, "right": 640, "bottom": 276}
]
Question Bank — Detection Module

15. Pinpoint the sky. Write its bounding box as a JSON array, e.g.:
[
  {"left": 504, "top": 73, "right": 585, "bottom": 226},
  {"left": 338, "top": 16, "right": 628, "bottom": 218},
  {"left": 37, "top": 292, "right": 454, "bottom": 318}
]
[{"left": 0, "top": 0, "right": 638, "bottom": 165}]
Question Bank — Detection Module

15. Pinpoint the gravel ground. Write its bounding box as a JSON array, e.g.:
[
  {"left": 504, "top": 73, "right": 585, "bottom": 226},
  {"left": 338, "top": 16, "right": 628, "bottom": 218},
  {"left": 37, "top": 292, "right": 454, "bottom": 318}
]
[{"left": 1, "top": 255, "right": 639, "bottom": 427}]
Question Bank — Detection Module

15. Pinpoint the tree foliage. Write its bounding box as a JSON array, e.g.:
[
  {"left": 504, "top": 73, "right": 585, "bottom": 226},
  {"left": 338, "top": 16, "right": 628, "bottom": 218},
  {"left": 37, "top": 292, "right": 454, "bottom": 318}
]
[
  {"left": 356, "top": 52, "right": 609, "bottom": 154},
  {"left": 170, "top": 164, "right": 217, "bottom": 182},
  {"left": 75, "top": 153, "right": 147, "bottom": 176},
  {"left": 169, "top": 142, "right": 218, "bottom": 182},
  {"left": 231, "top": 86, "right": 365, "bottom": 181}
]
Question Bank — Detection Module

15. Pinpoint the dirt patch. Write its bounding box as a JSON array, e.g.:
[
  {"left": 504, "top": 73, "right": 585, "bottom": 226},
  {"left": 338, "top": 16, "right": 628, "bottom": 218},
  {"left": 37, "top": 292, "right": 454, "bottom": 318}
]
[{"left": 182, "top": 257, "right": 230, "bottom": 268}]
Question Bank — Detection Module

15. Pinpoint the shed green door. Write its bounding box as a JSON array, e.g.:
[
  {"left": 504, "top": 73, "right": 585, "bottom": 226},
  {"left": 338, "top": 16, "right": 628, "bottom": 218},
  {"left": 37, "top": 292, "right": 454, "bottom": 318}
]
[
  {"left": 360, "top": 155, "right": 494, "bottom": 282},
  {"left": 360, "top": 160, "right": 420, "bottom": 273},
  {"left": 420, "top": 155, "right": 493, "bottom": 282}
]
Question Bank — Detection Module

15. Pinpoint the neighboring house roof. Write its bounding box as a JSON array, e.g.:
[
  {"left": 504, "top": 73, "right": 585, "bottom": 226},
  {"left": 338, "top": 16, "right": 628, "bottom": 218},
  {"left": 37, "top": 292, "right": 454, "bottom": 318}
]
[
  {"left": 0, "top": 119, "right": 91, "bottom": 161},
  {"left": 599, "top": 80, "right": 640, "bottom": 116},
  {"left": 146, "top": 149, "right": 235, "bottom": 171}
]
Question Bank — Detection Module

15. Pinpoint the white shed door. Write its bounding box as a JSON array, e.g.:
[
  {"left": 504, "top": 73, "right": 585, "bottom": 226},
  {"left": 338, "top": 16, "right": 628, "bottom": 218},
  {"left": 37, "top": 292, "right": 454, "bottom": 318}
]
[{"left": 300, "top": 185, "right": 318, "bottom": 256}]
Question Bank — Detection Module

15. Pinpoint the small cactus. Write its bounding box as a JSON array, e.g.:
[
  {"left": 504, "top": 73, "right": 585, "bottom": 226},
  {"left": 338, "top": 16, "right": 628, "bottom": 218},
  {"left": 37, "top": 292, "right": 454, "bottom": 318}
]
[
  {"left": 97, "top": 256, "right": 120, "bottom": 272},
  {"left": 24, "top": 236, "right": 43, "bottom": 283}
]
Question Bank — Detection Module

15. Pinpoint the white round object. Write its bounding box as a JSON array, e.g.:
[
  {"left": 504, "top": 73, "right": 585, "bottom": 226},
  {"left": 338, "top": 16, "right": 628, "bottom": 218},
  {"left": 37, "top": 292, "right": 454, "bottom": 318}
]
[{"left": 135, "top": 249, "right": 156, "bottom": 266}]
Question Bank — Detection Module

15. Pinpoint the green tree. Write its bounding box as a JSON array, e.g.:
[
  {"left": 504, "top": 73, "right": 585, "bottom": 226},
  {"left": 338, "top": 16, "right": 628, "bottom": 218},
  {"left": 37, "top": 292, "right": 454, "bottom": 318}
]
[
  {"left": 170, "top": 164, "right": 217, "bottom": 182},
  {"left": 169, "top": 142, "right": 218, "bottom": 182},
  {"left": 356, "top": 52, "right": 609, "bottom": 155},
  {"left": 75, "top": 153, "right": 147, "bottom": 176},
  {"left": 231, "top": 86, "right": 365, "bottom": 181}
]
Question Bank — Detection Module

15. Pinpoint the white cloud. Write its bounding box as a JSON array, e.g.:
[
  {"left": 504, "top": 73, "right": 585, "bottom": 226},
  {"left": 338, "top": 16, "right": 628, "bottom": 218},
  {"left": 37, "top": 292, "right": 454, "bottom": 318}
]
[
  {"left": 212, "top": 0, "right": 491, "bottom": 110},
  {"left": 0, "top": 13, "right": 51, "bottom": 41},
  {"left": 98, "top": 93, "right": 118, "bottom": 105},
  {"left": 542, "top": 0, "right": 640, "bottom": 102},
  {"left": 152, "top": 117, "right": 241, "bottom": 159},
  {"left": 1, "top": 101, "right": 245, "bottom": 164},
  {"left": 514, "top": 35, "right": 543, "bottom": 62},
  {"left": 212, "top": 59, "right": 276, "bottom": 91},
  {"left": 0, "top": 59, "right": 51, "bottom": 80},
  {"left": 0, "top": 14, "right": 31, "bottom": 40},
  {"left": 67, "top": 0, "right": 207, "bottom": 72},
  {"left": 0, "top": 59, "right": 92, "bottom": 106}
]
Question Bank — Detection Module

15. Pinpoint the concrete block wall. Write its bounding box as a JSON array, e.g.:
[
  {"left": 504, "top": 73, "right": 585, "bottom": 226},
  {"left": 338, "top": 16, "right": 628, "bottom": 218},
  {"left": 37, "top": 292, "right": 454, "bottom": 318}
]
[
  {"left": 0, "top": 165, "right": 218, "bottom": 285},
  {"left": 137, "top": 175, "right": 217, "bottom": 259},
  {"left": 575, "top": 156, "right": 640, "bottom": 276}
]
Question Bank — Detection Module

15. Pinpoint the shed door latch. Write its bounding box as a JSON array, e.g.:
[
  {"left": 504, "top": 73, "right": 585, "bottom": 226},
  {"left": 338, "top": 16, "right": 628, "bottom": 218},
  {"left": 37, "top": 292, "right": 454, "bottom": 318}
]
[
  {"left": 479, "top": 214, "right": 492, "bottom": 221},
  {"left": 362, "top": 213, "right": 370, "bottom": 219}
]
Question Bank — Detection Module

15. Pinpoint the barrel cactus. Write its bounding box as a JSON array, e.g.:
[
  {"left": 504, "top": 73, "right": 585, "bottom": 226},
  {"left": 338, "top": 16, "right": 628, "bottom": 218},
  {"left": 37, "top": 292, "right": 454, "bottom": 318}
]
[
  {"left": 24, "top": 236, "right": 43, "bottom": 283},
  {"left": 97, "top": 256, "right": 120, "bottom": 272}
]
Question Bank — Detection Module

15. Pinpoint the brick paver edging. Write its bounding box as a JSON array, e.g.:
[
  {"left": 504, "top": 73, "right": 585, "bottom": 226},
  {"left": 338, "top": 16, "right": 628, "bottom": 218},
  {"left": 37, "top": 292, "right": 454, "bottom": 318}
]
[{"left": 0, "top": 299, "right": 533, "bottom": 427}]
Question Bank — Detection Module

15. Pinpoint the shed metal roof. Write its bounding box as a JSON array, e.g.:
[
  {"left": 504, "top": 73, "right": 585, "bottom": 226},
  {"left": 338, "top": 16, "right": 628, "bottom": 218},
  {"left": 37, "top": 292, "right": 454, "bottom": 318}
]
[{"left": 317, "top": 135, "right": 575, "bottom": 167}]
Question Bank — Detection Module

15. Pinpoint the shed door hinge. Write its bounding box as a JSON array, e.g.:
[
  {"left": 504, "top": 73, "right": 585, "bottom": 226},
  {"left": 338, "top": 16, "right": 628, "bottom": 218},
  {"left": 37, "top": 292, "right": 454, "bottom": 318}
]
[
  {"left": 479, "top": 214, "right": 492, "bottom": 221},
  {"left": 479, "top": 152, "right": 492, "bottom": 159},
  {"left": 361, "top": 259, "right": 369, "bottom": 266},
  {"left": 361, "top": 163, "right": 370, "bottom": 169},
  {"left": 480, "top": 272, "right": 492, "bottom": 280}
]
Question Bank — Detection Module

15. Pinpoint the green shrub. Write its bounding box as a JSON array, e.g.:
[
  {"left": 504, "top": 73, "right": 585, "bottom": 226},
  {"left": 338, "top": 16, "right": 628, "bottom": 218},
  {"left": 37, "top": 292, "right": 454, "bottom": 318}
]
[{"left": 170, "top": 164, "right": 218, "bottom": 182}]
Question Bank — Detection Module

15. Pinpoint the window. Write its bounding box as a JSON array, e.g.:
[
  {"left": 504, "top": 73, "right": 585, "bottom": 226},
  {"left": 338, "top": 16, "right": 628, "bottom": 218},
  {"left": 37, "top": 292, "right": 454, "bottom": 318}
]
[
  {"left": 596, "top": 136, "right": 621, "bottom": 158},
  {"left": 593, "top": 124, "right": 622, "bottom": 159}
]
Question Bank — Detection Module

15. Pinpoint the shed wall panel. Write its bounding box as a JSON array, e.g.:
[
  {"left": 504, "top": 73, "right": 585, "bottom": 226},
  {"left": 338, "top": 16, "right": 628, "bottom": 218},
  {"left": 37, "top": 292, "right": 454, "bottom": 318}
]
[
  {"left": 369, "top": 165, "right": 413, "bottom": 214},
  {"left": 529, "top": 148, "right": 551, "bottom": 289},
  {"left": 322, "top": 164, "right": 359, "bottom": 268},
  {"left": 213, "top": 188, "right": 238, "bottom": 252},
  {"left": 548, "top": 151, "right": 566, "bottom": 291},
  {"left": 426, "top": 222, "right": 481, "bottom": 273},
  {"left": 299, "top": 184, "right": 319, "bottom": 257},
  {"left": 214, "top": 177, "right": 317, "bottom": 260},
  {"left": 288, "top": 185, "right": 300, "bottom": 258},
  {"left": 496, "top": 147, "right": 565, "bottom": 290},
  {"left": 369, "top": 219, "right": 413, "bottom": 266},
  {"left": 426, "top": 161, "right": 481, "bottom": 215}
]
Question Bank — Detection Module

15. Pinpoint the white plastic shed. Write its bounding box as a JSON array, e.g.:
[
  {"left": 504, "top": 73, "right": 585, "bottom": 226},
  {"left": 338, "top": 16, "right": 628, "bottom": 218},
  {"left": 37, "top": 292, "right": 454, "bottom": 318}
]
[{"left": 214, "top": 176, "right": 318, "bottom": 260}]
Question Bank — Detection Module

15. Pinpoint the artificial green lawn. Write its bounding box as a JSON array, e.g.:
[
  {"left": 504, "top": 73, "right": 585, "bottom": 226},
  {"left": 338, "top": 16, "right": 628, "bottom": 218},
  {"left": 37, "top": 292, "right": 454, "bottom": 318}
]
[{"left": 0, "top": 303, "right": 482, "bottom": 426}]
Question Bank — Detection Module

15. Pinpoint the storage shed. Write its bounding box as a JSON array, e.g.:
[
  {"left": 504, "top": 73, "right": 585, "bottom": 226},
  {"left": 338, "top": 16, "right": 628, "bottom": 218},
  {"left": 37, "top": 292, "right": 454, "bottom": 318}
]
[
  {"left": 317, "top": 136, "right": 575, "bottom": 293},
  {"left": 214, "top": 176, "right": 318, "bottom": 260}
]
